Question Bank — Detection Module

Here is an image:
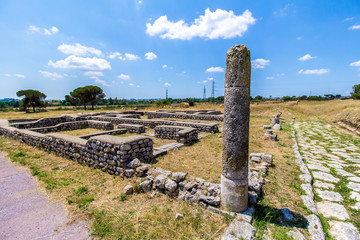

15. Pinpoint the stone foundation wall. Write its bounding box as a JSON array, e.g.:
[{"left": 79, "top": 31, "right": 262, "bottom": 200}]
[
  {"left": 118, "top": 124, "right": 146, "bottom": 133},
  {"left": 154, "top": 125, "right": 198, "bottom": 144},
  {"left": 28, "top": 120, "right": 114, "bottom": 133},
  {"left": 146, "top": 111, "right": 223, "bottom": 121},
  {"left": 79, "top": 129, "right": 127, "bottom": 139},
  {"left": 10, "top": 115, "right": 86, "bottom": 129},
  {"left": 0, "top": 121, "right": 153, "bottom": 176},
  {"left": 90, "top": 117, "right": 219, "bottom": 133}
]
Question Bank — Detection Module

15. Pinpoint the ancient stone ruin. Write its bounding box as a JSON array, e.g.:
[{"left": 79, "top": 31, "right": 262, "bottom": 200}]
[{"left": 221, "top": 44, "right": 251, "bottom": 213}]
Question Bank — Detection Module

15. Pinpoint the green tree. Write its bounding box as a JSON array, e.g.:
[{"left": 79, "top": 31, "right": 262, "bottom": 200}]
[
  {"left": 351, "top": 84, "right": 360, "bottom": 99},
  {"left": 65, "top": 85, "right": 105, "bottom": 110},
  {"left": 16, "top": 89, "right": 47, "bottom": 112},
  {"left": 282, "top": 96, "right": 291, "bottom": 102}
]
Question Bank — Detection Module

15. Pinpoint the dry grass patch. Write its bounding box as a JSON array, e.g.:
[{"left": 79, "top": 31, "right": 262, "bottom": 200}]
[
  {"left": 52, "top": 128, "right": 106, "bottom": 136},
  {"left": 0, "top": 136, "right": 229, "bottom": 239}
]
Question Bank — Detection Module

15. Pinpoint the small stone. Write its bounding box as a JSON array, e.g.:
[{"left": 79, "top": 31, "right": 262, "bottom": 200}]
[
  {"left": 281, "top": 208, "right": 294, "bottom": 222},
  {"left": 165, "top": 179, "right": 178, "bottom": 193},
  {"left": 312, "top": 171, "right": 340, "bottom": 183},
  {"left": 199, "top": 195, "right": 221, "bottom": 206},
  {"left": 348, "top": 177, "right": 360, "bottom": 183},
  {"left": 184, "top": 181, "right": 198, "bottom": 191},
  {"left": 313, "top": 181, "right": 335, "bottom": 190},
  {"left": 263, "top": 125, "right": 271, "bottom": 129},
  {"left": 124, "top": 169, "right": 135, "bottom": 178},
  {"left": 171, "top": 172, "right": 187, "bottom": 182},
  {"left": 316, "top": 189, "right": 343, "bottom": 202},
  {"left": 273, "top": 124, "right": 281, "bottom": 130},
  {"left": 155, "top": 174, "right": 167, "bottom": 189},
  {"left": 307, "top": 164, "right": 330, "bottom": 172},
  {"left": 135, "top": 165, "right": 149, "bottom": 177},
  {"left": 250, "top": 156, "right": 261, "bottom": 163},
  {"left": 336, "top": 169, "right": 355, "bottom": 177},
  {"left": 307, "top": 215, "right": 325, "bottom": 240},
  {"left": 317, "top": 201, "right": 349, "bottom": 220},
  {"left": 301, "top": 183, "right": 314, "bottom": 198},
  {"left": 175, "top": 213, "right": 184, "bottom": 219},
  {"left": 299, "top": 174, "right": 312, "bottom": 184},
  {"left": 329, "top": 221, "right": 360, "bottom": 240},
  {"left": 221, "top": 220, "right": 256, "bottom": 240},
  {"left": 348, "top": 182, "right": 360, "bottom": 192},
  {"left": 350, "top": 191, "right": 360, "bottom": 201},
  {"left": 301, "top": 195, "right": 318, "bottom": 214},
  {"left": 262, "top": 154, "right": 273, "bottom": 164},
  {"left": 127, "top": 158, "right": 141, "bottom": 168},
  {"left": 139, "top": 180, "right": 152, "bottom": 193},
  {"left": 287, "top": 229, "right": 306, "bottom": 240},
  {"left": 123, "top": 184, "right": 133, "bottom": 195},
  {"left": 351, "top": 202, "right": 360, "bottom": 211}
]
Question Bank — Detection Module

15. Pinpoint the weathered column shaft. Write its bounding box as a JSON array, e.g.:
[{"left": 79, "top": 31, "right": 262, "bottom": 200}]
[{"left": 221, "top": 44, "right": 251, "bottom": 212}]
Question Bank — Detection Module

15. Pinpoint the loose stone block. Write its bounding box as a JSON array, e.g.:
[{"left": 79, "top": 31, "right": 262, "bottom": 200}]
[
  {"left": 221, "top": 44, "right": 251, "bottom": 213},
  {"left": 221, "top": 220, "right": 256, "bottom": 240}
]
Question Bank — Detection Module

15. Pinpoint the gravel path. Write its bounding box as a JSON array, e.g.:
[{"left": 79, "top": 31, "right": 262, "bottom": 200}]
[
  {"left": 0, "top": 153, "right": 90, "bottom": 240},
  {"left": 295, "top": 122, "right": 360, "bottom": 240}
]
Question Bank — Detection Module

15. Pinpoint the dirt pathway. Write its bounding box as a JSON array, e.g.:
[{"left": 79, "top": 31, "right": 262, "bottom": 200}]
[
  {"left": 295, "top": 122, "right": 360, "bottom": 239},
  {"left": 0, "top": 153, "right": 90, "bottom": 240}
]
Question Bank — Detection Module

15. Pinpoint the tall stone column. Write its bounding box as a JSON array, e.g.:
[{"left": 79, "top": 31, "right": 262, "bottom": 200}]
[{"left": 221, "top": 44, "right": 251, "bottom": 212}]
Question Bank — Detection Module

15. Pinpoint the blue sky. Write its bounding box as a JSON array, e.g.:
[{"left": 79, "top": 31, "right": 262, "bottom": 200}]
[{"left": 0, "top": 0, "right": 360, "bottom": 100}]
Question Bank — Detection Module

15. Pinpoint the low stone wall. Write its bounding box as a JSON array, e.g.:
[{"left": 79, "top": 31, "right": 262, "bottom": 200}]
[
  {"left": 0, "top": 120, "right": 153, "bottom": 176},
  {"left": 146, "top": 111, "right": 223, "bottom": 121},
  {"left": 10, "top": 115, "right": 86, "bottom": 129},
  {"left": 8, "top": 118, "right": 39, "bottom": 123},
  {"left": 90, "top": 117, "right": 219, "bottom": 133},
  {"left": 118, "top": 124, "right": 146, "bottom": 133},
  {"left": 155, "top": 125, "right": 198, "bottom": 144},
  {"left": 28, "top": 120, "right": 114, "bottom": 133},
  {"left": 79, "top": 129, "right": 127, "bottom": 139}
]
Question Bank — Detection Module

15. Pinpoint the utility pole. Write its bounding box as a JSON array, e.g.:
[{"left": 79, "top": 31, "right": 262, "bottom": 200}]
[
  {"left": 166, "top": 88, "right": 168, "bottom": 99},
  {"left": 203, "top": 85, "right": 206, "bottom": 100}
]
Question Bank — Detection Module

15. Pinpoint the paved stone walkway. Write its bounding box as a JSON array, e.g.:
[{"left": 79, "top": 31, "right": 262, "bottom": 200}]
[
  {"left": 295, "top": 122, "right": 360, "bottom": 240},
  {"left": 0, "top": 153, "right": 90, "bottom": 240}
]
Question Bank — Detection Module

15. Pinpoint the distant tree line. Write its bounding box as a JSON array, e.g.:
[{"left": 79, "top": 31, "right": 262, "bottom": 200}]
[{"left": 2, "top": 83, "right": 360, "bottom": 112}]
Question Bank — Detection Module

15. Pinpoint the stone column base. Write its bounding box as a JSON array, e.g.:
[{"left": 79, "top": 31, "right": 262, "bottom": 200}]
[{"left": 221, "top": 174, "right": 248, "bottom": 212}]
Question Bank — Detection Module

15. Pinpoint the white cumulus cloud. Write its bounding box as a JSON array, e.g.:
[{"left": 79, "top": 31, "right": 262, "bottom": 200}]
[
  {"left": 252, "top": 59, "right": 270, "bottom": 69},
  {"left": 128, "top": 83, "right": 135, "bottom": 86},
  {"left": 84, "top": 71, "right": 104, "bottom": 77},
  {"left": 349, "top": 25, "right": 360, "bottom": 30},
  {"left": 117, "top": 74, "right": 131, "bottom": 80},
  {"left": 164, "top": 82, "right": 171, "bottom": 87},
  {"left": 29, "top": 25, "right": 40, "bottom": 33},
  {"left": 162, "top": 64, "right": 168, "bottom": 68},
  {"left": 146, "top": 8, "right": 256, "bottom": 40},
  {"left": 93, "top": 78, "right": 111, "bottom": 87},
  {"left": 145, "top": 52, "right": 157, "bottom": 60},
  {"left": 29, "top": 25, "right": 59, "bottom": 35},
  {"left": 298, "top": 69, "right": 330, "bottom": 75},
  {"left": 206, "top": 67, "right": 224, "bottom": 73},
  {"left": 108, "top": 52, "right": 139, "bottom": 61},
  {"left": 48, "top": 56, "right": 111, "bottom": 71},
  {"left": 39, "top": 70, "right": 63, "bottom": 80},
  {"left": 298, "top": 54, "right": 316, "bottom": 61},
  {"left": 266, "top": 76, "right": 275, "bottom": 80},
  {"left": 350, "top": 60, "right": 360, "bottom": 68},
  {"left": 13, "top": 74, "right": 25, "bottom": 78},
  {"left": 58, "top": 43, "right": 103, "bottom": 56}
]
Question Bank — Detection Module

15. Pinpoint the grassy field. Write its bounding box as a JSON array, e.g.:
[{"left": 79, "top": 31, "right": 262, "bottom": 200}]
[{"left": 1, "top": 100, "right": 360, "bottom": 239}]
